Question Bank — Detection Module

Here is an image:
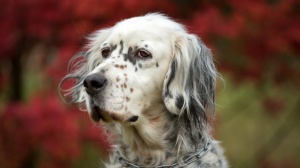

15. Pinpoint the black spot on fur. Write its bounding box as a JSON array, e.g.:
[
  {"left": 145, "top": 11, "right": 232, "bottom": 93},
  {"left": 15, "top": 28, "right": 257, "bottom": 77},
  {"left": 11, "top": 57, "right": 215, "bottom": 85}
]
[
  {"left": 156, "top": 62, "right": 159, "bottom": 67},
  {"left": 135, "top": 67, "right": 138, "bottom": 72},
  {"left": 101, "top": 69, "right": 105, "bottom": 74},
  {"left": 145, "top": 44, "right": 148, "bottom": 48},
  {"left": 127, "top": 116, "right": 138, "bottom": 122},
  {"left": 138, "top": 63, "right": 142, "bottom": 68},
  {"left": 164, "top": 60, "right": 176, "bottom": 98},
  {"left": 111, "top": 44, "right": 117, "bottom": 52},
  {"left": 124, "top": 47, "right": 136, "bottom": 65},
  {"left": 175, "top": 95, "right": 184, "bottom": 110},
  {"left": 119, "top": 40, "right": 124, "bottom": 54}
]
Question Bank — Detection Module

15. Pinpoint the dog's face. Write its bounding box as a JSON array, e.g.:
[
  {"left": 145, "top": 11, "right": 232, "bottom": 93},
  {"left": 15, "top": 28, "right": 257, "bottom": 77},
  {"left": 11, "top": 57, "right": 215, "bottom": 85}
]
[
  {"left": 83, "top": 15, "right": 179, "bottom": 123},
  {"left": 61, "top": 13, "right": 217, "bottom": 133}
]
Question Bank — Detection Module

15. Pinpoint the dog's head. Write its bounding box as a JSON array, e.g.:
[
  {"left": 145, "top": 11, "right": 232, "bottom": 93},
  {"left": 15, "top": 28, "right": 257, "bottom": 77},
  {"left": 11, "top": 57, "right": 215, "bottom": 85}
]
[{"left": 60, "top": 13, "right": 217, "bottom": 135}]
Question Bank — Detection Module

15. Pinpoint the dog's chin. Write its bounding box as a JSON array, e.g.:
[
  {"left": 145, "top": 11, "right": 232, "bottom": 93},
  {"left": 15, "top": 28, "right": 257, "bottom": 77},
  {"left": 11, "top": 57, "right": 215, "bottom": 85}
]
[
  {"left": 89, "top": 104, "right": 114, "bottom": 123},
  {"left": 89, "top": 104, "right": 139, "bottom": 124},
  {"left": 88, "top": 97, "right": 112, "bottom": 122}
]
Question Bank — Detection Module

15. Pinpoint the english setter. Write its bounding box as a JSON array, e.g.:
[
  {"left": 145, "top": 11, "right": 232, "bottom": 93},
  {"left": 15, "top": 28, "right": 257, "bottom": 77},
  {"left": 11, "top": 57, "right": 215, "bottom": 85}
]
[{"left": 60, "top": 13, "right": 228, "bottom": 168}]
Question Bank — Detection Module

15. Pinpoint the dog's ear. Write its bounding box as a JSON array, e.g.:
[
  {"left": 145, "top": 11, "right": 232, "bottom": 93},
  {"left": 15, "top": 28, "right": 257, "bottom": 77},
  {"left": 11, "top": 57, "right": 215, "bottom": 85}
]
[
  {"left": 59, "top": 29, "right": 111, "bottom": 107},
  {"left": 163, "top": 33, "right": 217, "bottom": 141}
]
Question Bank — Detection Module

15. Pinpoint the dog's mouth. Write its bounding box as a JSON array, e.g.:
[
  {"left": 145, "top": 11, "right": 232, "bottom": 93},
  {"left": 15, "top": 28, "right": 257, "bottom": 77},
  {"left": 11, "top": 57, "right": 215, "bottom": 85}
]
[
  {"left": 90, "top": 104, "right": 139, "bottom": 123},
  {"left": 90, "top": 105, "right": 104, "bottom": 122}
]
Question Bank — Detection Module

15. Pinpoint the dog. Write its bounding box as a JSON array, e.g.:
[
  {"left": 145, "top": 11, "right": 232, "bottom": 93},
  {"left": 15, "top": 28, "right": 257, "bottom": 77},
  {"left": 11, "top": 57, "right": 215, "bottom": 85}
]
[{"left": 60, "top": 13, "right": 228, "bottom": 168}]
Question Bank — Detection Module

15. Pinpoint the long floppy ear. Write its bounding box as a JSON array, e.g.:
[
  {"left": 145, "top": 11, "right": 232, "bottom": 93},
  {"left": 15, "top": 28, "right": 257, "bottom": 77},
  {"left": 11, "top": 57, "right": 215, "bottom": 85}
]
[
  {"left": 59, "top": 28, "right": 111, "bottom": 108},
  {"left": 163, "top": 33, "right": 218, "bottom": 145}
]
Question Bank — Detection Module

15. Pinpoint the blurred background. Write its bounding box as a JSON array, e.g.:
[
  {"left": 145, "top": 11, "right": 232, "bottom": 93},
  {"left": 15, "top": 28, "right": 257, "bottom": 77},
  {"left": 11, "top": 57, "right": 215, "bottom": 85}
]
[{"left": 0, "top": 0, "right": 299, "bottom": 167}]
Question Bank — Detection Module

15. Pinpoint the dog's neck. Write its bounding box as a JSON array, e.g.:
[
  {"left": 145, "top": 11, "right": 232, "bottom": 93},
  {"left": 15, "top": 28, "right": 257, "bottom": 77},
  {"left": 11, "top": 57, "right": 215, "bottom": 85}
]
[{"left": 104, "top": 107, "right": 208, "bottom": 167}]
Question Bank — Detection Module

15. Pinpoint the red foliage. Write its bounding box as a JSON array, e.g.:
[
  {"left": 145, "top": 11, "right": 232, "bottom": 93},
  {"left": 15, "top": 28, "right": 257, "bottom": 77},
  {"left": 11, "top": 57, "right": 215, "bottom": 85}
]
[
  {"left": 0, "top": 94, "right": 109, "bottom": 168},
  {"left": 187, "top": 0, "right": 300, "bottom": 85}
]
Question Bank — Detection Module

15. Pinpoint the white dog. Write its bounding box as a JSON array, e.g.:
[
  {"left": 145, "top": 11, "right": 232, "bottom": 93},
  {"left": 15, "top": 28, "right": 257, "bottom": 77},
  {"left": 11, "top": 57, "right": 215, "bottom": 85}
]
[{"left": 60, "top": 13, "right": 228, "bottom": 168}]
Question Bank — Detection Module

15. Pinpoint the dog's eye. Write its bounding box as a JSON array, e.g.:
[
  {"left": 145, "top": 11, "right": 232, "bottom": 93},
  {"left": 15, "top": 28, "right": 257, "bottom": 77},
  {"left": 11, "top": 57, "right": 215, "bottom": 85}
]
[
  {"left": 101, "top": 47, "right": 111, "bottom": 58},
  {"left": 137, "top": 49, "right": 151, "bottom": 58}
]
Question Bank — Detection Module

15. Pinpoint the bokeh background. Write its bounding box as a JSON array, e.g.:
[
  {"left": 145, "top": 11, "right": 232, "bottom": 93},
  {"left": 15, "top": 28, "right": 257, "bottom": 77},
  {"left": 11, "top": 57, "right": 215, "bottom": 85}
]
[{"left": 0, "top": 0, "right": 299, "bottom": 168}]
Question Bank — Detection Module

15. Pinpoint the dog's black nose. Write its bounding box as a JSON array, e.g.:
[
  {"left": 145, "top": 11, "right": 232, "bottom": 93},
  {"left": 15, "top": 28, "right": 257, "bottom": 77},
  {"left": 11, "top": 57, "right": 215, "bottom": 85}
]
[{"left": 83, "top": 74, "right": 107, "bottom": 95}]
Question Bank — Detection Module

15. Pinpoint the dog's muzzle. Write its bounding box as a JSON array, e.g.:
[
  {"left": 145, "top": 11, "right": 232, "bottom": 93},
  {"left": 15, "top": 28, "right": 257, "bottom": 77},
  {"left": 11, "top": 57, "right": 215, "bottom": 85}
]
[
  {"left": 83, "top": 73, "right": 107, "bottom": 96},
  {"left": 83, "top": 74, "right": 139, "bottom": 123}
]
